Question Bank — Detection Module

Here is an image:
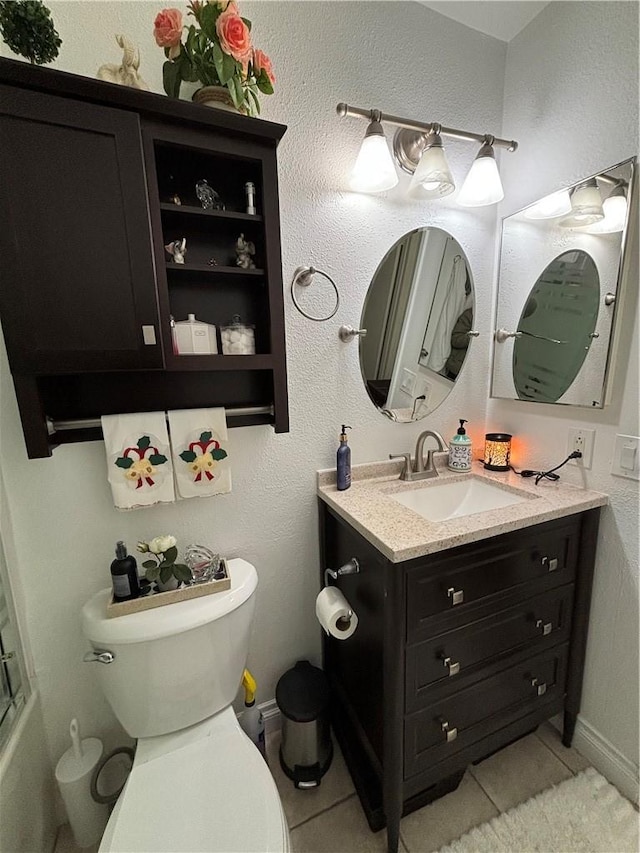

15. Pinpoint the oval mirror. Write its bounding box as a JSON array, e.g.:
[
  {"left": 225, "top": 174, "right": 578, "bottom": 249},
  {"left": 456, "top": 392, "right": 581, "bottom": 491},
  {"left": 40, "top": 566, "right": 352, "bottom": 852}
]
[
  {"left": 513, "top": 250, "right": 599, "bottom": 403},
  {"left": 359, "top": 228, "right": 474, "bottom": 421}
]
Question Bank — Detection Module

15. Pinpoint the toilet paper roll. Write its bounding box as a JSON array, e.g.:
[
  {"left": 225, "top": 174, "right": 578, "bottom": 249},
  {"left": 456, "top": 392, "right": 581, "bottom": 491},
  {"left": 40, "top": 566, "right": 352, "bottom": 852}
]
[{"left": 315, "top": 586, "right": 358, "bottom": 640}]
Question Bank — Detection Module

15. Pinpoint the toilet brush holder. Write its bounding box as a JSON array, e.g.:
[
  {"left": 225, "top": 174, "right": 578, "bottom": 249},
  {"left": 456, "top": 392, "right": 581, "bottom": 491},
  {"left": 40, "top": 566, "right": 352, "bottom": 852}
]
[{"left": 55, "top": 719, "right": 109, "bottom": 848}]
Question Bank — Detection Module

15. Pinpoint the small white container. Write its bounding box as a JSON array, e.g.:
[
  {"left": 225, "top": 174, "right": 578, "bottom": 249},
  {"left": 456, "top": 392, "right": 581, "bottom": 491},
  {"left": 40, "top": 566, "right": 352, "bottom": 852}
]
[
  {"left": 173, "top": 314, "right": 218, "bottom": 355},
  {"left": 220, "top": 315, "right": 256, "bottom": 355}
]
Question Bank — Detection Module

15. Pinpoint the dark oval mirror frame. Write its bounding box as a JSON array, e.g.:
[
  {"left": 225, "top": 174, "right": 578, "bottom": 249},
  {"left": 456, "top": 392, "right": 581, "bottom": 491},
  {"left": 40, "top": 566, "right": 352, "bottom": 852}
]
[
  {"left": 492, "top": 156, "right": 636, "bottom": 409},
  {"left": 359, "top": 227, "right": 475, "bottom": 422}
]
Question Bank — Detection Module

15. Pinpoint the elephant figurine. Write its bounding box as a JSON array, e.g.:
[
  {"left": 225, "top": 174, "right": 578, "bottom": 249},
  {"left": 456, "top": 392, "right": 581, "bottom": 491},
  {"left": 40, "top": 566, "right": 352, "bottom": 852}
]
[
  {"left": 96, "top": 35, "right": 150, "bottom": 91},
  {"left": 165, "top": 238, "right": 187, "bottom": 264}
]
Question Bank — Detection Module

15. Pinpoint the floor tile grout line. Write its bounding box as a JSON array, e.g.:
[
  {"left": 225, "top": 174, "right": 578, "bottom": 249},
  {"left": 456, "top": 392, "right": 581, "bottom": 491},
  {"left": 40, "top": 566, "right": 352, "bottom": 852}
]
[
  {"left": 288, "top": 792, "right": 357, "bottom": 831},
  {"left": 534, "top": 730, "right": 581, "bottom": 776},
  {"left": 467, "top": 765, "right": 505, "bottom": 814}
]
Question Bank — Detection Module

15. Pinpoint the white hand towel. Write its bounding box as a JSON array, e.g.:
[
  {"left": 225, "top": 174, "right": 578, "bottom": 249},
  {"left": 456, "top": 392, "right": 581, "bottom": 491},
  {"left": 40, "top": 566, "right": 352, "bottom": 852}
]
[
  {"left": 168, "top": 408, "right": 231, "bottom": 499},
  {"left": 101, "top": 413, "right": 175, "bottom": 510}
]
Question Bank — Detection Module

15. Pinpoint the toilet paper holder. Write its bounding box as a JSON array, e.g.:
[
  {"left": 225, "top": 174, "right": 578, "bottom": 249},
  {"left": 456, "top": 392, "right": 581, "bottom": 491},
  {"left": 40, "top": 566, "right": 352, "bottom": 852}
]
[{"left": 324, "top": 557, "right": 360, "bottom": 589}]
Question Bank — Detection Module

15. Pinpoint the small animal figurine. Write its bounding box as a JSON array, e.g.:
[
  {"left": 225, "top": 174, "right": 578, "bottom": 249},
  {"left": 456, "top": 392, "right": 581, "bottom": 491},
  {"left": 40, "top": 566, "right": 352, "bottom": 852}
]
[
  {"left": 165, "top": 237, "right": 187, "bottom": 264},
  {"left": 195, "top": 179, "right": 225, "bottom": 211},
  {"left": 170, "top": 193, "right": 182, "bottom": 206},
  {"left": 235, "top": 234, "right": 256, "bottom": 270},
  {"left": 96, "top": 35, "right": 150, "bottom": 91}
]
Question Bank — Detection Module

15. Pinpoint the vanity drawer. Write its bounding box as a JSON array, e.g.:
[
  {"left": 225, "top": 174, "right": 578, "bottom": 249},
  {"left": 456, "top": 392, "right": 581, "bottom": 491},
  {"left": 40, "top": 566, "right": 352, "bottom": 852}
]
[
  {"left": 405, "top": 586, "right": 573, "bottom": 711},
  {"left": 406, "top": 517, "right": 579, "bottom": 642},
  {"left": 404, "top": 644, "right": 568, "bottom": 779}
]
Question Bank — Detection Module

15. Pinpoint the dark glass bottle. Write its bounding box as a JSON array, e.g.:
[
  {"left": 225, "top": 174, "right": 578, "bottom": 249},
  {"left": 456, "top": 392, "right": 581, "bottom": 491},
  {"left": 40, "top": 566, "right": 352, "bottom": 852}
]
[{"left": 110, "top": 541, "right": 140, "bottom": 602}]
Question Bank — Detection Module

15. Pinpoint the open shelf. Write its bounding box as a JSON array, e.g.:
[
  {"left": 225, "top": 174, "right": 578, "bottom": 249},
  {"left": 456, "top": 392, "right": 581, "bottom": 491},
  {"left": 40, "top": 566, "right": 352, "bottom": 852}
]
[
  {"left": 167, "top": 354, "right": 273, "bottom": 371},
  {"left": 165, "top": 263, "right": 264, "bottom": 276},
  {"left": 160, "top": 202, "right": 263, "bottom": 222}
]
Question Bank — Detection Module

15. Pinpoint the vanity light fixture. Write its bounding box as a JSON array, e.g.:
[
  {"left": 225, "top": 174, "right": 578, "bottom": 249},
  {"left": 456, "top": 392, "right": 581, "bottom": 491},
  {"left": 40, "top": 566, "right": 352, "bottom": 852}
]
[
  {"left": 349, "top": 111, "right": 398, "bottom": 193},
  {"left": 559, "top": 179, "right": 604, "bottom": 228},
  {"left": 483, "top": 433, "right": 512, "bottom": 471},
  {"left": 583, "top": 185, "right": 628, "bottom": 233},
  {"left": 457, "top": 137, "right": 504, "bottom": 207},
  {"left": 337, "top": 103, "right": 517, "bottom": 204},
  {"left": 523, "top": 189, "right": 572, "bottom": 220},
  {"left": 408, "top": 128, "right": 455, "bottom": 199}
]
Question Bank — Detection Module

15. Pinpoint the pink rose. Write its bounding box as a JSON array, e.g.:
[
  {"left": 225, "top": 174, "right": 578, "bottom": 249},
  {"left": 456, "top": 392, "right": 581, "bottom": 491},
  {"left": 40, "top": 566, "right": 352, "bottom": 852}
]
[
  {"left": 253, "top": 48, "right": 275, "bottom": 85},
  {"left": 216, "top": 2, "right": 252, "bottom": 65},
  {"left": 154, "top": 8, "right": 183, "bottom": 59}
]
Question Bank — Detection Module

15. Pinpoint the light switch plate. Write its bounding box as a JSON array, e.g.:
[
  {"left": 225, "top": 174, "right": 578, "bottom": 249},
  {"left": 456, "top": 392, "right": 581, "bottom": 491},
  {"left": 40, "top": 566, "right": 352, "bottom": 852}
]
[
  {"left": 400, "top": 368, "right": 416, "bottom": 396},
  {"left": 611, "top": 434, "right": 640, "bottom": 480}
]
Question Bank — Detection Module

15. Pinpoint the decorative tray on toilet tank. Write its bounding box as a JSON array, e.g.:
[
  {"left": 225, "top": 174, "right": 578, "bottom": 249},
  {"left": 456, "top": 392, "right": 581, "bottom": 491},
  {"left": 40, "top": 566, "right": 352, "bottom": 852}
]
[{"left": 106, "top": 559, "right": 231, "bottom": 618}]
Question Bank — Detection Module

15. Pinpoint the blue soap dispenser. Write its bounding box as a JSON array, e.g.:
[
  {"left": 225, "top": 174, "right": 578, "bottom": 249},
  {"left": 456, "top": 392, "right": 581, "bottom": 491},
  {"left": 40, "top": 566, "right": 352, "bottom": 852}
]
[
  {"left": 337, "top": 425, "right": 352, "bottom": 491},
  {"left": 448, "top": 419, "right": 472, "bottom": 472}
]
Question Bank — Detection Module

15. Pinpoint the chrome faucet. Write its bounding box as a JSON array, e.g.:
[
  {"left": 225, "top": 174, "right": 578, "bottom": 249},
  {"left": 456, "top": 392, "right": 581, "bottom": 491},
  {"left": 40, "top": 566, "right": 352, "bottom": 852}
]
[{"left": 390, "top": 430, "right": 448, "bottom": 481}]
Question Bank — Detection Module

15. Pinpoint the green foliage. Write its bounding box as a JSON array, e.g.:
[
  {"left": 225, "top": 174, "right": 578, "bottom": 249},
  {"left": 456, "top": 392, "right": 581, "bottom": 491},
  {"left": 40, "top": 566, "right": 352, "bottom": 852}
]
[{"left": 0, "top": 0, "right": 61, "bottom": 65}]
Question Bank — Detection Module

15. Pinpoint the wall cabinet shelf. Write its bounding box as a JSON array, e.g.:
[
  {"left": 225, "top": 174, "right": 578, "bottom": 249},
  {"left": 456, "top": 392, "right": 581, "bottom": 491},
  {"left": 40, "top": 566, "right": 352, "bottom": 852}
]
[
  {"left": 0, "top": 58, "right": 289, "bottom": 458},
  {"left": 320, "top": 503, "right": 600, "bottom": 853}
]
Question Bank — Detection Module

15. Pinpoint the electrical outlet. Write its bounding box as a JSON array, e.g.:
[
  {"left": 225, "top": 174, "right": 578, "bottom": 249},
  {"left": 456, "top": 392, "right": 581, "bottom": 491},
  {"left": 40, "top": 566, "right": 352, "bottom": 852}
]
[
  {"left": 400, "top": 368, "right": 416, "bottom": 396},
  {"left": 567, "top": 428, "right": 595, "bottom": 469}
]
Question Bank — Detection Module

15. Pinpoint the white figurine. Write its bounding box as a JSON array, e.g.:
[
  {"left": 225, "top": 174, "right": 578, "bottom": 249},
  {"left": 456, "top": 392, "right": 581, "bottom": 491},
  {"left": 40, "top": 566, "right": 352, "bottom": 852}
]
[
  {"left": 97, "top": 34, "right": 150, "bottom": 91},
  {"left": 235, "top": 234, "right": 256, "bottom": 270},
  {"left": 165, "top": 238, "right": 187, "bottom": 264}
]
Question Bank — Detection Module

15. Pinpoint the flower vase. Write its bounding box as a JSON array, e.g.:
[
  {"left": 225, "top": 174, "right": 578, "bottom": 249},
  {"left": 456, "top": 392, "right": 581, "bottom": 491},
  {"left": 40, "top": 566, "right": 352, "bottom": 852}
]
[
  {"left": 192, "top": 85, "right": 244, "bottom": 114},
  {"left": 156, "top": 576, "right": 180, "bottom": 594}
]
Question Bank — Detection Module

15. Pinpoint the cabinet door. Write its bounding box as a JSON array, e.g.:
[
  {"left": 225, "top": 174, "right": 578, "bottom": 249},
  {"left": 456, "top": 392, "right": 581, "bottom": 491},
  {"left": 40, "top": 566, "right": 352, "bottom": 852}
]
[{"left": 0, "top": 85, "right": 162, "bottom": 373}]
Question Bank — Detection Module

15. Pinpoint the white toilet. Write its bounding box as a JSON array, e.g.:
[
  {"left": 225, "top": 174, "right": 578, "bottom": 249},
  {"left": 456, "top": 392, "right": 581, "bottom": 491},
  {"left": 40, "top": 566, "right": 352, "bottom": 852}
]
[{"left": 82, "top": 558, "right": 290, "bottom": 852}]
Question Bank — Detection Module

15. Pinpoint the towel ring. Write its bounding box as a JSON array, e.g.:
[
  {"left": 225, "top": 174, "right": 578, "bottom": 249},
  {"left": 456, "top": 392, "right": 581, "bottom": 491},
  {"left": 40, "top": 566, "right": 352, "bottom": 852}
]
[{"left": 291, "top": 266, "right": 340, "bottom": 322}]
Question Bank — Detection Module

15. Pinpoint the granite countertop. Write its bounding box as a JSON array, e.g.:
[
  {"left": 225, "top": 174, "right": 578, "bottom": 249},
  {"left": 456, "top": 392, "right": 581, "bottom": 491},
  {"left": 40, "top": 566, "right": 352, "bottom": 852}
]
[{"left": 317, "top": 459, "right": 608, "bottom": 563}]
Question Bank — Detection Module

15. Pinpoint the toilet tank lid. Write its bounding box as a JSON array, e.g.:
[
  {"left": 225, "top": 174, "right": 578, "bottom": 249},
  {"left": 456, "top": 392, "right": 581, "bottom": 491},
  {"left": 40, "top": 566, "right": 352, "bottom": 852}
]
[{"left": 82, "top": 558, "right": 257, "bottom": 645}]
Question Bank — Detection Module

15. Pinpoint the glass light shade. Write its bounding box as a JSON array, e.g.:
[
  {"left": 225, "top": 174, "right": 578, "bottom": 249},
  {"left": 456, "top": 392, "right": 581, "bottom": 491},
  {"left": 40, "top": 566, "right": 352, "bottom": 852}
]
[
  {"left": 408, "top": 138, "right": 455, "bottom": 199},
  {"left": 483, "top": 433, "right": 512, "bottom": 471},
  {"left": 583, "top": 192, "right": 628, "bottom": 234},
  {"left": 349, "top": 125, "right": 398, "bottom": 193},
  {"left": 457, "top": 149, "right": 504, "bottom": 207},
  {"left": 559, "top": 181, "right": 604, "bottom": 228},
  {"left": 524, "top": 189, "right": 572, "bottom": 220}
]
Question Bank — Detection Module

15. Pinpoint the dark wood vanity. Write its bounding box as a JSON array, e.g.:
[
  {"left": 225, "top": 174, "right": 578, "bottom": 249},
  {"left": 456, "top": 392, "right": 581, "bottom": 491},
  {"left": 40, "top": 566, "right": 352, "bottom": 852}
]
[
  {"left": 319, "top": 498, "right": 600, "bottom": 853},
  {"left": 0, "top": 58, "right": 288, "bottom": 458}
]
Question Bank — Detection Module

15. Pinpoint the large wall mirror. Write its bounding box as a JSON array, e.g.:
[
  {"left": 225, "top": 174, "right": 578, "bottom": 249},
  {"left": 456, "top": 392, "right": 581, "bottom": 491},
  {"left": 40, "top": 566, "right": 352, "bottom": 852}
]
[
  {"left": 492, "top": 157, "right": 636, "bottom": 407},
  {"left": 360, "top": 227, "right": 475, "bottom": 421}
]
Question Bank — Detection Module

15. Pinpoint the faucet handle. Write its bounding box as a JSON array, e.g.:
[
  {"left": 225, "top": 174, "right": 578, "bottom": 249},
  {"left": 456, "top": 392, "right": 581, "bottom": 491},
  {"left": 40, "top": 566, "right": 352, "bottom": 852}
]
[{"left": 389, "top": 452, "right": 412, "bottom": 480}]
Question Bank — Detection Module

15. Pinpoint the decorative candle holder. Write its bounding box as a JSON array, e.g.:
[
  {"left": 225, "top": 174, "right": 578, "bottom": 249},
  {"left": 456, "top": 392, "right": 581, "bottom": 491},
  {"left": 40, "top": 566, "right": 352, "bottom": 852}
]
[{"left": 483, "top": 433, "right": 512, "bottom": 471}]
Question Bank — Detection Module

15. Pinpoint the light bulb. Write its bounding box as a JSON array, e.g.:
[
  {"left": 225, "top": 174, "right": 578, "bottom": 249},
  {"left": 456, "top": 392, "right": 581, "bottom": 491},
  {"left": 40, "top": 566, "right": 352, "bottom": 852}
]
[
  {"left": 524, "top": 189, "right": 572, "bottom": 220},
  {"left": 457, "top": 141, "right": 504, "bottom": 207},
  {"left": 349, "top": 120, "right": 398, "bottom": 193},
  {"left": 559, "top": 180, "right": 604, "bottom": 227},
  {"left": 408, "top": 132, "right": 455, "bottom": 199},
  {"left": 583, "top": 189, "right": 627, "bottom": 234}
]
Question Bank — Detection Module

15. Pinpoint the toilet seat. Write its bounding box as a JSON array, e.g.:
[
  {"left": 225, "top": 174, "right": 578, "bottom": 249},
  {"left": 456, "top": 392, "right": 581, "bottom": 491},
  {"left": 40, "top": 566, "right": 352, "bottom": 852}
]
[{"left": 100, "top": 708, "right": 289, "bottom": 852}]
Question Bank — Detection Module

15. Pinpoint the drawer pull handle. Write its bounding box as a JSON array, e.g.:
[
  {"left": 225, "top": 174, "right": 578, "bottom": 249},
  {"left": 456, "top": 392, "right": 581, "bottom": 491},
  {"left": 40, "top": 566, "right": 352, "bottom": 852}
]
[
  {"left": 531, "top": 678, "right": 547, "bottom": 696},
  {"left": 536, "top": 619, "right": 553, "bottom": 636},
  {"left": 440, "top": 720, "right": 458, "bottom": 742},
  {"left": 541, "top": 556, "right": 559, "bottom": 572},
  {"left": 447, "top": 587, "right": 464, "bottom": 606},
  {"left": 442, "top": 656, "right": 460, "bottom": 676}
]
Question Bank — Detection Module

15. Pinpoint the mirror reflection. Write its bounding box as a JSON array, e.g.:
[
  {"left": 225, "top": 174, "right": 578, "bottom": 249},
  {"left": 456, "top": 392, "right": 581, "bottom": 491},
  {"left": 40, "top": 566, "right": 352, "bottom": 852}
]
[
  {"left": 492, "top": 158, "right": 635, "bottom": 408},
  {"left": 360, "top": 228, "right": 474, "bottom": 421}
]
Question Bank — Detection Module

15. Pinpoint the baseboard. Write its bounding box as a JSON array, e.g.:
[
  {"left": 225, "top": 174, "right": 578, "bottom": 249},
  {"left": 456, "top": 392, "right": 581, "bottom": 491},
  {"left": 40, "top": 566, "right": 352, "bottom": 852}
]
[
  {"left": 570, "top": 717, "right": 639, "bottom": 804},
  {"left": 259, "top": 699, "right": 281, "bottom": 735}
]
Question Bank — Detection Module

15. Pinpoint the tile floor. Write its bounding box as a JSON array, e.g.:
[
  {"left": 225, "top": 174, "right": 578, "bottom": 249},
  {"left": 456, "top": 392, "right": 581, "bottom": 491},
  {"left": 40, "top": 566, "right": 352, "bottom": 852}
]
[{"left": 54, "top": 721, "right": 592, "bottom": 853}]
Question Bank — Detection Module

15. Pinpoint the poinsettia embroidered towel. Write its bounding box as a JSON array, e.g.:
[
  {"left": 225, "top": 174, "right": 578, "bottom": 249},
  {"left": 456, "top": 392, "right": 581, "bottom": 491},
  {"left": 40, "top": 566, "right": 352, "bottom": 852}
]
[
  {"left": 168, "top": 408, "right": 231, "bottom": 499},
  {"left": 101, "top": 413, "right": 175, "bottom": 510}
]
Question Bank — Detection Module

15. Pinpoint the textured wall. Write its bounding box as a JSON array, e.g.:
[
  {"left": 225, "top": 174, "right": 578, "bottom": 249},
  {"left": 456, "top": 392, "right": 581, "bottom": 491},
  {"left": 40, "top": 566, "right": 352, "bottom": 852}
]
[
  {"left": 0, "top": 2, "right": 506, "bottom": 770},
  {"left": 492, "top": 0, "right": 639, "bottom": 776}
]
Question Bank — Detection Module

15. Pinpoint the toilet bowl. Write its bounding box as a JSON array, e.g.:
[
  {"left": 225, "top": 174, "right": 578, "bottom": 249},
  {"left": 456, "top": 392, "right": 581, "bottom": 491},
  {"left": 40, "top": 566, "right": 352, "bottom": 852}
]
[{"left": 82, "top": 558, "right": 290, "bottom": 853}]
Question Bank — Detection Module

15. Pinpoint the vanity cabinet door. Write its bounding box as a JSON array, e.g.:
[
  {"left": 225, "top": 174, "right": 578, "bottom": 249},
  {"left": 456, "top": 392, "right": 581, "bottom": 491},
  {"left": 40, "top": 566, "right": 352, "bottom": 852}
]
[
  {"left": 405, "top": 585, "right": 573, "bottom": 711},
  {"left": 406, "top": 518, "right": 580, "bottom": 642},
  {"left": 0, "top": 85, "right": 162, "bottom": 374},
  {"left": 404, "top": 644, "right": 569, "bottom": 779}
]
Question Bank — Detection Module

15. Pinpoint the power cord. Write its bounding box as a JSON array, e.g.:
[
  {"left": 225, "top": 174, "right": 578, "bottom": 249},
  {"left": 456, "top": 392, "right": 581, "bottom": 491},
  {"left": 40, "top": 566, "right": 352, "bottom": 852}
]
[{"left": 510, "top": 450, "right": 582, "bottom": 485}]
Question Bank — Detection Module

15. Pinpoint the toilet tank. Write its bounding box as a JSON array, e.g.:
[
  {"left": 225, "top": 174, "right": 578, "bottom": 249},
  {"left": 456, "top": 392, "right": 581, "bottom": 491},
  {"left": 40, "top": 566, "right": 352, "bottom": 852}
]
[{"left": 82, "top": 558, "right": 258, "bottom": 738}]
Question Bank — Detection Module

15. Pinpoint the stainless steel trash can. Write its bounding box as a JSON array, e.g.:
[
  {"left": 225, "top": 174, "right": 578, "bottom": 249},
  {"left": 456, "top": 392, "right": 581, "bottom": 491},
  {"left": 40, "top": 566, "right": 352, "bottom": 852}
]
[{"left": 276, "top": 660, "right": 333, "bottom": 788}]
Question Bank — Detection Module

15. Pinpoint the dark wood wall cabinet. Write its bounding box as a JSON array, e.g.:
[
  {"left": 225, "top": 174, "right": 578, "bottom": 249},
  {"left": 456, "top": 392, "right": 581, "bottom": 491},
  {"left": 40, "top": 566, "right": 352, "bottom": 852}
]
[
  {"left": 319, "top": 503, "right": 600, "bottom": 853},
  {"left": 0, "top": 58, "right": 288, "bottom": 458}
]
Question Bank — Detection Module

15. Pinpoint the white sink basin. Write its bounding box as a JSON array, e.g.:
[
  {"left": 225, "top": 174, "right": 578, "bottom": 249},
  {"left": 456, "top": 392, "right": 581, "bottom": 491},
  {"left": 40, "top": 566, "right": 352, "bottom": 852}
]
[{"left": 390, "top": 476, "right": 530, "bottom": 522}]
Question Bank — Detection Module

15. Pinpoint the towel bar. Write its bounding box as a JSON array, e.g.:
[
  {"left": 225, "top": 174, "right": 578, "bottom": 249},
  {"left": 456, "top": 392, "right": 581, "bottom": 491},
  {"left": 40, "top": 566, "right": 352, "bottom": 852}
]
[{"left": 46, "top": 405, "right": 275, "bottom": 434}]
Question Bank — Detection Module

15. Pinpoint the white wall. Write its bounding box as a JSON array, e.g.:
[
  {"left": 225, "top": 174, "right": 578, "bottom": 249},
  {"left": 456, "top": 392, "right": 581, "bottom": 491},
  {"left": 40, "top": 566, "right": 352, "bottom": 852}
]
[
  {"left": 0, "top": 1, "right": 506, "bottom": 776},
  {"left": 491, "top": 0, "right": 639, "bottom": 793}
]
